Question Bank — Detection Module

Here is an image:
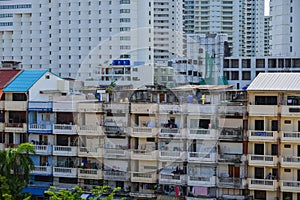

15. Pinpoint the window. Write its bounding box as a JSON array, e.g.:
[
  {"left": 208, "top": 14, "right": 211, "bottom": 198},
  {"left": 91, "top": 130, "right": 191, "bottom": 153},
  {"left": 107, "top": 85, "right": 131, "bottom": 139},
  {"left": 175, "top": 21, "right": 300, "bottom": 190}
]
[
  {"left": 242, "top": 71, "right": 251, "bottom": 80},
  {"left": 255, "top": 120, "right": 264, "bottom": 131},
  {"left": 120, "top": 9, "right": 130, "bottom": 13},
  {"left": 254, "top": 190, "right": 266, "bottom": 200},
  {"left": 287, "top": 96, "right": 300, "bottom": 105},
  {"left": 120, "top": 0, "right": 130, "bottom": 4},
  {"left": 255, "top": 96, "right": 277, "bottom": 105}
]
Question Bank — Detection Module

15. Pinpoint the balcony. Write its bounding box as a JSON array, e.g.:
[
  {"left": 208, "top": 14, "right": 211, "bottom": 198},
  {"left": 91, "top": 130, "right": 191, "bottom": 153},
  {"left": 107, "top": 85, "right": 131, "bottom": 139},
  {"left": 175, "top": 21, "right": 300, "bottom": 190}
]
[
  {"left": 103, "top": 103, "right": 129, "bottom": 113},
  {"left": 280, "top": 180, "right": 300, "bottom": 192},
  {"left": 131, "top": 127, "right": 158, "bottom": 137},
  {"left": 220, "top": 128, "right": 243, "bottom": 140},
  {"left": 281, "top": 106, "right": 300, "bottom": 116},
  {"left": 248, "top": 105, "right": 278, "bottom": 116},
  {"left": 281, "top": 156, "right": 300, "bottom": 167},
  {"left": 130, "top": 192, "right": 156, "bottom": 199},
  {"left": 53, "top": 124, "right": 77, "bottom": 135},
  {"left": 131, "top": 103, "right": 158, "bottom": 114},
  {"left": 28, "top": 101, "right": 53, "bottom": 112},
  {"left": 34, "top": 145, "right": 52, "bottom": 154},
  {"left": 28, "top": 124, "right": 52, "bottom": 134},
  {"left": 104, "top": 171, "right": 130, "bottom": 181},
  {"left": 4, "top": 101, "right": 27, "bottom": 111},
  {"left": 248, "top": 154, "right": 278, "bottom": 166},
  {"left": 159, "top": 173, "right": 187, "bottom": 185},
  {"left": 78, "top": 168, "right": 103, "bottom": 179},
  {"left": 78, "top": 125, "right": 103, "bottom": 136},
  {"left": 218, "top": 154, "right": 243, "bottom": 163},
  {"left": 248, "top": 130, "right": 277, "bottom": 142},
  {"left": 77, "top": 102, "right": 103, "bottom": 113},
  {"left": 53, "top": 167, "right": 78, "bottom": 178},
  {"left": 5, "top": 123, "right": 27, "bottom": 133},
  {"left": 78, "top": 147, "right": 103, "bottom": 158},
  {"left": 131, "top": 150, "right": 158, "bottom": 160},
  {"left": 187, "top": 176, "right": 216, "bottom": 187},
  {"left": 187, "top": 129, "right": 218, "bottom": 140},
  {"left": 248, "top": 178, "right": 277, "bottom": 191},
  {"left": 218, "top": 177, "right": 243, "bottom": 188},
  {"left": 103, "top": 126, "right": 127, "bottom": 137},
  {"left": 281, "top": 131, "right": 300, "bottom": 142},
  {"left": 159, "top": 128, "right": 186, "bottom": 138},
  {"left": 53, "top": 146, "right": 78, "bottom": 156},
  {"left": 159, "top": 151, "right": 186, "bottom": 161},
  {"left": 218, "top": 105, "right": 246, "bottom": 117},
  {"left": 159, "top": 104, "right": 183, "bottom": 114},
  {"left": 31, "top": 166, "right": 52, "bottom": 175},
  {"left": 188, "top": 152, "right": 217, "bottom": 163},
  {"left": 104, "top": 148, "right": 129, "bottom": 159},
  {"left": 186, "top": 104, "right": 213, "bottom": 114},
  {"left": 131, "top": 172, "right": 157, "bottom": 183},
  {"left": 53, "top": 101, "right": 76, "bottom": 112}
]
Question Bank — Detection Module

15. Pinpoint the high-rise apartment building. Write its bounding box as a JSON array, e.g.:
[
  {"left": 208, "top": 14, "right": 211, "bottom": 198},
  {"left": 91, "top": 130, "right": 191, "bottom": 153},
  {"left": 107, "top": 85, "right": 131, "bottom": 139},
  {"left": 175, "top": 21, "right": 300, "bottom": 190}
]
[
  {"left": 184, "top": 0, "right": 266, "bottom": 57},
  {"left": 0, "top": 0, "right": 184, "bottom": 84},
  {"left": 269, "top": 0, "right": 300, "bottom": 56}
]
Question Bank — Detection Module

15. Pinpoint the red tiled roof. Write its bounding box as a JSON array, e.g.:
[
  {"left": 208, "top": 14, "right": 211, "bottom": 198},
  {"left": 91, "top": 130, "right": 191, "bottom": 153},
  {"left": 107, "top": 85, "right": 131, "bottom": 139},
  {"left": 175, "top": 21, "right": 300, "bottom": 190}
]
[{"left": 0, "top": 69, "right": 21, "bottom": 88}]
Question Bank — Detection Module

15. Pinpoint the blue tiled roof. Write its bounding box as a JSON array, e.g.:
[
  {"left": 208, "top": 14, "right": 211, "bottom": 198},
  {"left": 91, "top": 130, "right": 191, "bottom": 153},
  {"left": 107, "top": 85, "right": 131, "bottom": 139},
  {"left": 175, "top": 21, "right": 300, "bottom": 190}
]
[{"left": 3, "top": 70, "right": 48, "bottom": 92}]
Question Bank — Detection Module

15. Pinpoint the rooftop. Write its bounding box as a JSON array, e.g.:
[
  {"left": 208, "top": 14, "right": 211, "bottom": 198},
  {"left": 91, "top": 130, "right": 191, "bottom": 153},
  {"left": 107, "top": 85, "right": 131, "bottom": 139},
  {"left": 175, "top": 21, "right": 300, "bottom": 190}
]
[{"left": 247, "top": 73, "right": 300, "bottom": 91}]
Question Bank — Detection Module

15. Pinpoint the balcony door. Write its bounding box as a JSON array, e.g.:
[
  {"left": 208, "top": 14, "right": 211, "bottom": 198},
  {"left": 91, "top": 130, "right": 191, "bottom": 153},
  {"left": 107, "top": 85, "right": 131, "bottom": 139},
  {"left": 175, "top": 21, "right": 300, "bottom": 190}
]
[
  {"left": 254, "top": 167, "right": 264, "bottom": 179},
  {"left": 228, "top": 165, "right": 240, "bottom": 178},
  {"left": 254, "top": 144, "right": 264, "bottom": 155}
]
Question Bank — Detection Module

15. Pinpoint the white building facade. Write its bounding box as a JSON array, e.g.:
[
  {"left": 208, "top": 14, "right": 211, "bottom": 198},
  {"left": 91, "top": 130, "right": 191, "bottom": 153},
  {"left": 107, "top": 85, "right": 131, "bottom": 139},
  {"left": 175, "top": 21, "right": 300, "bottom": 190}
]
[
  {"left": 0, "top": 0, "right": 184, "bottom": 86},
  {"left": 270, "top": 0, "right": 300, "bottom": 56}
]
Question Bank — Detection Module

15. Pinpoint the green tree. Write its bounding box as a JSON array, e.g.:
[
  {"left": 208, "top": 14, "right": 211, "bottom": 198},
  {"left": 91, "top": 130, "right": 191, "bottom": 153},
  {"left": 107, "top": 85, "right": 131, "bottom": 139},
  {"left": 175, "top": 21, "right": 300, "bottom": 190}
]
[
  {"left": 0, "top": 143, "right": 35, "bottom": 199},
  {"left": 45, "top": 185, "right": 122, "bottom": 200}
]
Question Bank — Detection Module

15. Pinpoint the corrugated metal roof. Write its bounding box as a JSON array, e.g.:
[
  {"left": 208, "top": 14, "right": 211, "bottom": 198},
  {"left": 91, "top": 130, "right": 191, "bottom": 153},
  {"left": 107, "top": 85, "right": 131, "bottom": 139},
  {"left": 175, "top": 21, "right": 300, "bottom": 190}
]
[
  {"left": 0, "top": 69, "right": 21, "bottom": 88},
  {"left": 247, "top": 73, "right": 300, "bottom": 91},
  {"left": 3, "top": 70, "right": 48, "bottom": 92}
]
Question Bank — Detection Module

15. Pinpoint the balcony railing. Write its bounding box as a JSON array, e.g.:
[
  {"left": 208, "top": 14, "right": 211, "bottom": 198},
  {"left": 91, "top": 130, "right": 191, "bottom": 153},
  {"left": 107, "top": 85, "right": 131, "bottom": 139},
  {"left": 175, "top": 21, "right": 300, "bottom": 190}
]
[
  {"left": 131, "top": 150, "right": 158, "bottom": 160},
  {"left": 188, "top": 152, "right": 217, "bottom": 163},
  {"left": 28, "top": 101, "right": 53, "bottom": 111},
  {"left": 53, "top": 167, "right": 78, "bottom": 178},
  {"left": 28, "top": 123, "right": 52, "bottom": 134},
  {"left": 4, "top": 101, "right": 27, "bottom": 111},
  {"left": 31, "top": 166, "right": 52, "bottom": 175},
  {"left": 159, "top": 128, "right": 185, "bottom": 138},
  {"left": 248, "top": 154, "right": 278, "bottom": 166},
  {"left": 78, "top": 147, "right": 103, "bottom": 157},
  {"left": 187, "top": 129, "right": 218, "bottom": 140},
  {"left": 131, "top": 172, "right": 157, "bottom": 183},
  {"left": 159, "top": 174, "right": 186, "bottom": 185},
  {"left": 104, "top": 148, "right": 129, "bottom": 159},
  {"left": 282, "top": 132, "right": 300, "bottom": 142},
  {"left": 34, "top": 145, "right": 52, "bottom": 154},
  {"left": 53, "top": 101, "right": 76, "bottom": 112},
  {"left": 78, "top": 125, "right": 103, "bottom": 136},
  {"left": 77, "top": 102, "right": 103, "bottom": 112},
  {"left": 220, "top": 128, "right": 242, "bottom": 140},
  {"left": 280, "top": 180, "right": 300, "bottom": 192},
  {"left": 187, "top": 176, "right": 216, "bottom": 187},
  {"left": 248, "top": 105, "right": 278, "bottom": 116},
  {"left": 131, "top": 127, "right": 158, "bottom": 137},
  {"left": 53, "top": 146, "right": 78, "bottom": 156},
  {"left": 104, "top": 126, "right": 126, "bottom": 136},
  {"left": 104, "top": 171, "right": 130, "bottom": 181},
  {"left": 53, "top": 124, "right": 77, "bottom": 134},
  {"left": 159, "top": 104, "right": 182, "bottom": 114},
  {"left": 248, "top": 130, "right": 277, "bottom": 141},
  {"left": 159, "top": 151, "right": 186, "bottom": 161},
  {"left": 218, "top": 154, "right": 243, "bottom": 163},
  {"left": 218, "top": 177, "right": 243, "bottom": 188},
  {"left": 5, "top": 123, "right": 27, "bottom": 133},
  {"left": 281, "top": 156, "right": 300, "bottom": 167},
  {"left": 78, "top": 168, "right": 103, "bottom": 179},
  {"left": 131, "top": 103, "right": 158, "bottom": 114},
  {"left": 248, "top": 178, "right": 277, "bottom": 191},
  {"left": 186, "top": 104, "right": 213, "bottom": 114}
]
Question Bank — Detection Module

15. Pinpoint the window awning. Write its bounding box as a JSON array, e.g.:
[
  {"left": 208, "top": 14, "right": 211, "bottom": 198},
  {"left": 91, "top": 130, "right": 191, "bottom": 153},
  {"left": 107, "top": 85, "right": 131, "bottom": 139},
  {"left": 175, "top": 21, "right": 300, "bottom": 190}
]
[{"left": 21, "top": 187, "right": 48, "bottom": 196}]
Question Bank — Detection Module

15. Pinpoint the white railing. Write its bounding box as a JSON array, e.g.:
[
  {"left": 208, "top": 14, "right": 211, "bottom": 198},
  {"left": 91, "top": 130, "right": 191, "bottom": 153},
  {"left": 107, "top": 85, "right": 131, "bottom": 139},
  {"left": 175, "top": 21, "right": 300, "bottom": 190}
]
[
  {"left": 248, "top": 154, "right": 277, "bottom": 166},
  {"left": 53, "top": 124, "right": 77, "bottom": 134},
  {"left": 104, "top": 148, "right": 128, "bottom": 158},
  {"left": 131, "top": 127, "right": 158, "bottom": 137},
  {"left": 131, "top": 172, "right": 157, "bottom": 183},
  {"left": 104, "top": 171, "right": 129, "bottom": 180},
  {"left": 78, "top": 147, "right": 103, "bottom": 157},
  {"left": 53, "top": 146, "right": 77, "bottom": 156},
  {"left": 131, "top": 150, "right": 157, "bottom": 160},
  {"left": 282, "top": 132, "right": 300, "bottom": 142},
  {"left": 248, "top": 130, "right": 276, "bottom": 141},
  {"left": 248, "top": 178, "right": 277, "bottom": 190},
  {"left": 187, "top": 129, "right": 218, "bottom": 139},
  {"left": 78, "top": 169, "right": 103, "bottom": 179},
  {"left": 31, "top": 166, "right": 52, "bottom": 175},
  {"left": 34, "top": 145, "right": 52, "bottom": 154},
  {"left": 78, "top": 125, "right": 103, "bottom": 135},
  {"left": 29, "top": 124, "right": 52, "bottom": 131},
  {"left": 53, "top": 167, "right": 77, "bottom": 177},
  {"left": 188, "top": 152, "right": 217, "bottom": 163},
  {"left": 159, "top": 174, "right": 186, "bottom": 185},
  {"left": 187, "top": 175, "right": 216, "bottom": 186},
  {"left": 281, "top": 180, "right": 300, "bottom": 192}
]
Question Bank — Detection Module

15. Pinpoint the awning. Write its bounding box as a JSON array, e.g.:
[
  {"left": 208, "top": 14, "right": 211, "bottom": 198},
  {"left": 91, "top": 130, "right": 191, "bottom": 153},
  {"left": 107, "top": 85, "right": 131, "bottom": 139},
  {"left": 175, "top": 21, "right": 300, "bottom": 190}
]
[
  {"left": 21, "top": 187, "right": 48, "bottom": 196},
  {"left": 159, "top": 168, "right": 174, "bottom": 175}
]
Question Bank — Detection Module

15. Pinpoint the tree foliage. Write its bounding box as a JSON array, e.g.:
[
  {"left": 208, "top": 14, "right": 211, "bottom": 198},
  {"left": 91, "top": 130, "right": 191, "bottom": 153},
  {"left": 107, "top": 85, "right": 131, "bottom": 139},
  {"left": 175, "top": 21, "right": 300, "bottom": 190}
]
[
  {"left": 45, "top": 185, "right": 122, "bottom": 200},
  {"left": 0, "top": 143, "right": 35, "bottom": 199}
]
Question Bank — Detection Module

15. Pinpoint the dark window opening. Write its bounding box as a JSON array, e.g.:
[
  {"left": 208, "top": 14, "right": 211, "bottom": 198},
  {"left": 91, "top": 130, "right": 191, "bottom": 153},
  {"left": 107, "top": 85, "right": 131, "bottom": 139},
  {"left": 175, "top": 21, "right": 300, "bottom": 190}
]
[
  {"left": 287, "top": 96, "right": 300, "bottom": 105},
  {"left": 59, "top": 177, "right": 77, "bottom": 184},
  {"left": 254, "top": 167, "right": 264, "bottom": 179},
  {"left": 255, "top": 96, "right": 277, "bottom": 105},
  {"left": 255, "top": 120, "right": 264, "bottom": 131},
  {"left": 12, "top": 93, "right": 27, "bottom": 101},
  {"left": 199, "top": 119, "right": 210, "bottom": 129}
]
